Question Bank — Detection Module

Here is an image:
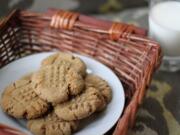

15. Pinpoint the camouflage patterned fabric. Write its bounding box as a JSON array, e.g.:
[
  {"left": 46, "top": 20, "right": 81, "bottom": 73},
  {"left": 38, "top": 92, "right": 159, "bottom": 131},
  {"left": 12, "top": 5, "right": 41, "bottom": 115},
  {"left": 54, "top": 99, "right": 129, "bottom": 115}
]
[{"left": 128, "top": 72, "right": 180, "bottom": 135}]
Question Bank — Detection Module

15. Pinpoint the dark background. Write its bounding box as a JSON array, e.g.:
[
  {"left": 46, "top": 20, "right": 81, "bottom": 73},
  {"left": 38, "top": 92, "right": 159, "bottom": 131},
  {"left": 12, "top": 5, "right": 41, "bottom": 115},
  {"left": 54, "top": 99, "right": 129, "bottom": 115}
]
[{"left": 0, "top": 0, "right": 148, "bottom": 17}]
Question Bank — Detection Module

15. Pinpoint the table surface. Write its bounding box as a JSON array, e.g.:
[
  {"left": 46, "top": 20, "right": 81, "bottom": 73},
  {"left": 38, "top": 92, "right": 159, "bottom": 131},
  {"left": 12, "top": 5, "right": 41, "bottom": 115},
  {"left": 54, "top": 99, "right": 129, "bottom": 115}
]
[{"left": 0, "top": 1, "right": 179, "bottom": 134}]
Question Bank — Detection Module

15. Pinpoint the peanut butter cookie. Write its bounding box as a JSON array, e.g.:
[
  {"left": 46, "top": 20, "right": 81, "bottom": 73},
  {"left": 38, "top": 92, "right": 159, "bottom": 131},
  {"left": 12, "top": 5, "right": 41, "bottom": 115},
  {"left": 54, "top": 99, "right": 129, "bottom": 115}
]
[
  {"left": 27, "top": 111, "right": 78, "bottom": 135},
  {"left": 32, "top": 64, "right": 84, "bottom": 104},
  {"left": 0, "top": 74, "right": 49, "bottom": 119},
  {"left": 41, "top": 53, "right": 86, "bottom": 77},
  {"left": 55, "top": 87, "right": 104, "bottom": 121},
  {"left": 85, "top": 74, "right": 112, "bottom": 103}
]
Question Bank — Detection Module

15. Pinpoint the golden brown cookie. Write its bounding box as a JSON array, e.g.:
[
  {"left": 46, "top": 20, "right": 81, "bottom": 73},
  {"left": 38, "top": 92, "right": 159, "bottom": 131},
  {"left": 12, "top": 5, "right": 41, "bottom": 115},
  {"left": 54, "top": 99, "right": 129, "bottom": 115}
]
[
  {"left": 85, "top": 74, "right": 112, "bottom": 103},
  {"left": 41, "top": 53, "right": 86, "bottom": 77},
  {"left": 0, "top": 74, "right": 49, "bottom": 119},
  {"left": 55, "top": 87, "right": 104, "bottom": 121},
  {"left": 27, "top": 111, "right": 78, "bottom": 135},
  {"left": 32, "top": 64, "right": 84, "bottom": 104}
]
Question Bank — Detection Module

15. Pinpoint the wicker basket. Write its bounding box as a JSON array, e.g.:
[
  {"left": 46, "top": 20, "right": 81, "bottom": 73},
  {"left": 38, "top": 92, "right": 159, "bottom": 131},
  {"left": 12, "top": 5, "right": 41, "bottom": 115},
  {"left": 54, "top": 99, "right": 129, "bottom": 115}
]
[{"left": 0, "top": 9, "right": 162, "bottom": 135}]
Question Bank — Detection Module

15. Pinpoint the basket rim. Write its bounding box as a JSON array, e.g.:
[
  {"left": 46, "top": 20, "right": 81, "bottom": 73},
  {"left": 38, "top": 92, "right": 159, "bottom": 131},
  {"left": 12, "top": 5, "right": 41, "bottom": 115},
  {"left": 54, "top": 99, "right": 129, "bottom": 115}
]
[{"left": 0, "top": 9, "right": 162, "bottom": 135}]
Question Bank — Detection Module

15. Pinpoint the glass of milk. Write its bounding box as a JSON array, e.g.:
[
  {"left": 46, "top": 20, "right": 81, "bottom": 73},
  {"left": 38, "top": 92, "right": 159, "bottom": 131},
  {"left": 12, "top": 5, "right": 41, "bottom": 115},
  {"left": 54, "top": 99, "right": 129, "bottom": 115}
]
[{"left": 149, "top": 0, "right": 180, "bottom": 71}]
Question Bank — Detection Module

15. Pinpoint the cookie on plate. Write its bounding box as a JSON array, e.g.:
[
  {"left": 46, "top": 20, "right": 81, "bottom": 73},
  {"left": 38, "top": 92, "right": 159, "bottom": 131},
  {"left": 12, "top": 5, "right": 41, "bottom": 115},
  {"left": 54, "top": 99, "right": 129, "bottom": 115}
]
[
  {"left": 85, "top": 74, "right": 112, "bottom": 103},
  {"left": 0, "top": 74, "right": 49, "bottom": 119},
  {"left": 32, "top": 64, "right": 84, "bottom": 104},
  {"left": 27, "top": 111, "right": 78, "bottom": 135},
  {"left": 55, "top": 87, "right": 104, "bottom": 121},
  {"left": 41, "top": 53, "right": 86, "bottom": 77}
]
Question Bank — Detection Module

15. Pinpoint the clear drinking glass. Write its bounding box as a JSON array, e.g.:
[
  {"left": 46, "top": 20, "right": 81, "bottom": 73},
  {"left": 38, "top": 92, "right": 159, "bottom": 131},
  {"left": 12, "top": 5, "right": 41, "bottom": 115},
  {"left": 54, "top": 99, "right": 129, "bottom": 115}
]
[{"left": 149, "top": 0, "right": 180, "bottom": 71}]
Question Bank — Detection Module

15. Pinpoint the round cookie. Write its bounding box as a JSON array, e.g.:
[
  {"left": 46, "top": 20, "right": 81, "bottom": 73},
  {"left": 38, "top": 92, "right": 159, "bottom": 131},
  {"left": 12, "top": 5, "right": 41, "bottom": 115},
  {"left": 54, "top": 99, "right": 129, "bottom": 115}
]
[
  {"left": 41, "top": 53, "right": 86, "bottom": 77},
  {"left": 55, "top": 87, "right": 104, "bottom": 121},
  {"left": 0, "top": 74, "right": 49, "bottom": 119},
  {"left": 32, "top": 64, "right": 84, "bottom": 104},
  {"left": 85, "top": 74, "right": 112, "bottom": 103},
  {"left": 27, "top": 111, "right": 78, "bottom": 135}
]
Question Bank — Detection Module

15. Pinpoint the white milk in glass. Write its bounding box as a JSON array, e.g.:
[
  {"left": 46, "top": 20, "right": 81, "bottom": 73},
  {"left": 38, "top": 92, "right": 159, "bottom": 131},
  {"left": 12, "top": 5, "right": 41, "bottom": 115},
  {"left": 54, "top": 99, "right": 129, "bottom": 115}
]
[{"left": 149, "top": 1, "right": 180, "bottom": 56}]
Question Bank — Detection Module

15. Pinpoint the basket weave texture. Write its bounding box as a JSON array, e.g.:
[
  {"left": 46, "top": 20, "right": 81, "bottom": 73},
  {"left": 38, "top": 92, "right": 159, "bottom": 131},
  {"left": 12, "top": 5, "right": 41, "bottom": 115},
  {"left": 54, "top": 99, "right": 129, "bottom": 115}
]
[{"left": 0, "top": 9, "right": 162, "bottom": 135}]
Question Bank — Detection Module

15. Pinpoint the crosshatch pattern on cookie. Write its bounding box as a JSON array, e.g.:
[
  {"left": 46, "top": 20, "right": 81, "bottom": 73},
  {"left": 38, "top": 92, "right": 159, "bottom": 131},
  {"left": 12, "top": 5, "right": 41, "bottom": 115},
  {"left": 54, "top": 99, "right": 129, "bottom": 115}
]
[
  {"left": 55, "top": 87, "right": 104, "bottom": 121},
  {"left": 27, "top": 111, "right": 79, "bottom": 135},
  {"left": 85, "top": 74, "right": 112, "bottom": 103},
  {"left": 41, "top": 53, "right": 87, "bottom": 77},
  {"left": 32, "top": 64, "right": 85, "bottom": 104},
  {"left": 1, "top": 76, "right": 49, "bottom": 119}
]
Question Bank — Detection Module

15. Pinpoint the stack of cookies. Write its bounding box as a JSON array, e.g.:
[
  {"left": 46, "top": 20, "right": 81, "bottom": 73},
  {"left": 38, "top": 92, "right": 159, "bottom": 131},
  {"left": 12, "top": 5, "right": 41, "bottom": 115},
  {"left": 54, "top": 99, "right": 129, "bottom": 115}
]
[{"left": 0, "top": 53, "right": 112, "bottom": 135}]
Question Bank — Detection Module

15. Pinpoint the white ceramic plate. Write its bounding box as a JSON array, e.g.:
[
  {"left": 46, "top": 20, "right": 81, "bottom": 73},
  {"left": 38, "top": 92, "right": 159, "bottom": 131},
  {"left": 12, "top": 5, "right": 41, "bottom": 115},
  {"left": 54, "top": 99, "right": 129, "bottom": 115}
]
[{"left": 0, "top": 52, "right": 125, "bottom": 135}]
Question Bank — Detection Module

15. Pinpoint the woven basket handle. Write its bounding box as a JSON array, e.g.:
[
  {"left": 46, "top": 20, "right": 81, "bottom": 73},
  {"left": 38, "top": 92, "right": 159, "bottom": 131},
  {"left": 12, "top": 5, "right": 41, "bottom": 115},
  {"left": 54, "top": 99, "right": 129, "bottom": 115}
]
[
  {"left": 50, "top": 10, "right": 79, "bottom": 30},
  {"left": 109, "top": 23, "right": 131, "bottom": 40},
  {"left": 48, "top": 9, "right": 146, "bottom": 40}
]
